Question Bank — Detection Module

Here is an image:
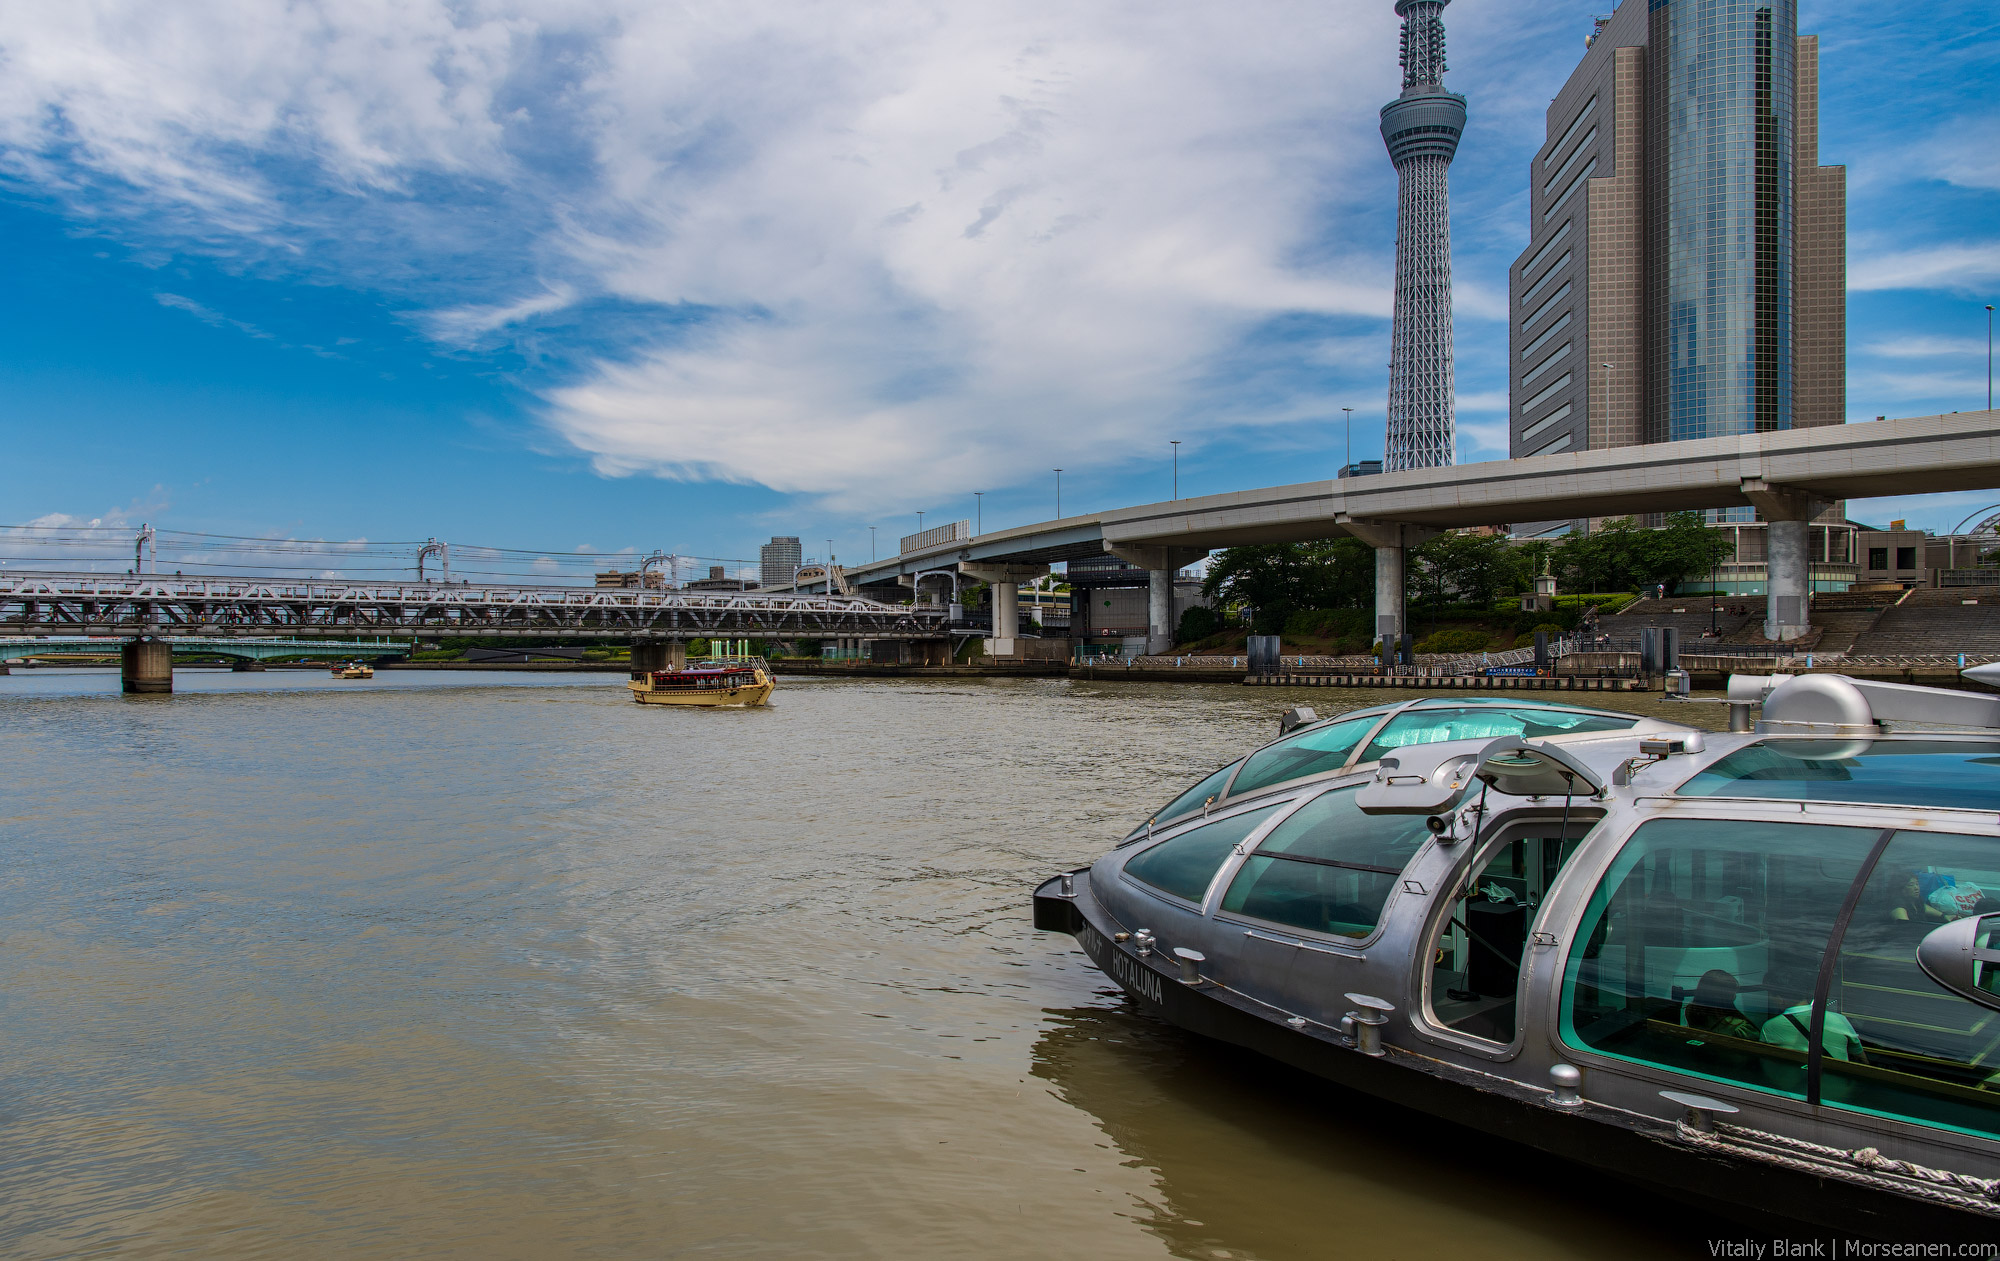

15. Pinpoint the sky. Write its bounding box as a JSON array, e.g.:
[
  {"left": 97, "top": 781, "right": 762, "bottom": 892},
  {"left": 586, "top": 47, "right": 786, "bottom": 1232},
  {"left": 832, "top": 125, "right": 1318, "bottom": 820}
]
[{"left": 1, "top": 0, "right": 1996, "bottom": 579}]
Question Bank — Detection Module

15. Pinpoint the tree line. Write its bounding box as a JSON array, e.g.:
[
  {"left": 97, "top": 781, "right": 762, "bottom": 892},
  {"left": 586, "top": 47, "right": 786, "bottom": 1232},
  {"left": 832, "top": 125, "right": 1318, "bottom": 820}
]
[{"left": 1197, "top": 512, "right": 1735, "bottom": 635}]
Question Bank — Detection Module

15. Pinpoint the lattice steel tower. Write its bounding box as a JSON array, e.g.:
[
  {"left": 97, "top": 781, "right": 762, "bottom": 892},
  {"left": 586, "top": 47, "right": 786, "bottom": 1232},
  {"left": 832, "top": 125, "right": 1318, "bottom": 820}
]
[{"left": 1380, "top": 0, "right": 1466, "bottom": 471}]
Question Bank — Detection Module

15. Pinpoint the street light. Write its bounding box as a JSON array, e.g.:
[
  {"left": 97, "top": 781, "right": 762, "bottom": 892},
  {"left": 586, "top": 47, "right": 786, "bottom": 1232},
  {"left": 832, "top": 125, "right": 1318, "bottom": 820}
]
[
  {"left": 1170, "top": 441, "right": 1180, "bottom": 500},
  {"left": 869, "top": 526, "right": 877, "bottom": 561},
  {"left": 1054, "top": 469, "right": 1063, "bottom": 519},
  {"left": 916, "top": 510, "right": 925, "bottom": 536},
  {"left": 1341, "top": 407, "right": 1353, "bottom": 474},
  {"left": 1987, "top": 305, "right": 1994, "bottom": 411},
  {"left": 1602, "top": 363, "right": 1615, "bottom": 429},
  {"left": 974, "top": 491, "right": 983, "bottom": 535}
]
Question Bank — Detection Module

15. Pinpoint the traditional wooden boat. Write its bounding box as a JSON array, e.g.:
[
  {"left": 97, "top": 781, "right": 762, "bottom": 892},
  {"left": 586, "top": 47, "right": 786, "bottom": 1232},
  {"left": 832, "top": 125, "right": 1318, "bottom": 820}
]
[
  {"left": 1035, "top": 678, "right": 2000, "bottom": 1240},
  {"left": 628, "top": 662, "right": 774, "bottom": 707},
  {"left": 330, "top": 662, "right": 373, "bottom": 679}
]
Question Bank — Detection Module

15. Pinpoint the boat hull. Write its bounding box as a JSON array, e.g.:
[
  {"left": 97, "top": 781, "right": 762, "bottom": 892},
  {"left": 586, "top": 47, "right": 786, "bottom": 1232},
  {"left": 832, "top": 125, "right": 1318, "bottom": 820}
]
[
  {"left": 1034, "top": 873, "right": 1999, "bottom": 1244},
  {"left": 626, "top": 675, "right": 774, "bottom": 707}
]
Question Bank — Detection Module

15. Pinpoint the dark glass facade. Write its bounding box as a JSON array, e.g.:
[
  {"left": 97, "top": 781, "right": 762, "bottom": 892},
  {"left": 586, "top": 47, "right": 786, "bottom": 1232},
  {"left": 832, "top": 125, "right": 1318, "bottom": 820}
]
[{"left": 1651, "top": 0, "right": 1795, "bottom": 443}]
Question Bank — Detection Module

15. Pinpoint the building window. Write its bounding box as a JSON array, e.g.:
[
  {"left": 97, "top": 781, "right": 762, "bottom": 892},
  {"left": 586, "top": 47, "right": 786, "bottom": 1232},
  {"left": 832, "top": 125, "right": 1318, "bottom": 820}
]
[
  {"left": 1896, "top": 547, "right": 1917, "bottom": 571},
  {"left": 1868, "top": 547, "right": 1888, "bottom": 571}
]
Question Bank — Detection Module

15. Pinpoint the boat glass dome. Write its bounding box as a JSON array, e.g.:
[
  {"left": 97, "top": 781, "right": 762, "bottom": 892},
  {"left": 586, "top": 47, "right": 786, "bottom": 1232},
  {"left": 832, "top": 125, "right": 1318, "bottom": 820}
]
[{"left": 1678, "top": 740, "right": 2000, "bottom": 812}]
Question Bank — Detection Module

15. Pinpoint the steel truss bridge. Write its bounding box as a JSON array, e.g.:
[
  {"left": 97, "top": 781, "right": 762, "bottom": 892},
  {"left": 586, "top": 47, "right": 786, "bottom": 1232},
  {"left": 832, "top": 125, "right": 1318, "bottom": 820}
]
[
  {"left": 2, "top": 636, "right": 410, "bottom": 662},
  {"left": 0, "top": 572, "right": 948, "bottom": 640}
]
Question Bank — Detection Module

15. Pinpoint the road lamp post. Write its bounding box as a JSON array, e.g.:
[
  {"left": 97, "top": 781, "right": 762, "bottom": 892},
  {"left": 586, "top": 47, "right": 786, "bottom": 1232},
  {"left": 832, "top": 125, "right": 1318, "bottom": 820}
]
[
  {"left": 1341, "top": 407, "right": 1353, "bottom": 474},
  {"left": 1602, "top": 363, "right": 1614, "bottom": 431},
  {"left": 1987, "top": 304, "right": 1994, "bottom": 411},
  {"left": 1170, "top": 441, "right": 1180, "bottom": 499},
  {"left": 1054, "top": 469, "right": 1062, "bottom": 519},
  {"left": 869, "top": 526, "right": 876, "bottom": 561},
  {"left": 974, "top": 492, "right": 983, "bottom": 535}
]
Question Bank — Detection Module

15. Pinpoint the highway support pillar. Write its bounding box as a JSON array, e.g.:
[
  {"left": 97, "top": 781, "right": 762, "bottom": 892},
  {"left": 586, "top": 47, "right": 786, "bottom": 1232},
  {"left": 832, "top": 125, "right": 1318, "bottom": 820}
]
[
  {"left": 629, "top": 640, "right": 686, "bottom": 679},
  {"left": 959, "top": 562, "right": 1051, "bottom": 659},
  {"left": 121, "top": 637, "right": 172, "bottom": 694},
  {"left": 1337, "top": 518, "right": 1439, "bottom": 659},
  {"left": 1103, "top": 546, "right": 1206, "bottom": 656},
  {"left": 1741, "top": 481, "right": 1829, "bottom": 642}
]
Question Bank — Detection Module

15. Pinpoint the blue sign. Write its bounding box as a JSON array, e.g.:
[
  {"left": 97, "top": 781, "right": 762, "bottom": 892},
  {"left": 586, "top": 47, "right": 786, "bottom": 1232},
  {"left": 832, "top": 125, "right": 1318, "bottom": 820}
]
[{"left": 1485, "top": 667, "right": 1538, "bottom": 677}]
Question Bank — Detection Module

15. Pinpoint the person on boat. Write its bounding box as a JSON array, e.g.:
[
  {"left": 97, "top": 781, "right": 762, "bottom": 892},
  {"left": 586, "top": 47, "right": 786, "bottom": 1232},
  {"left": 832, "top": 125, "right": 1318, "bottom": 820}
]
[
  {"left": 1888, "top": 872, "right": 1946, "bottom": 924},
  {"left": 1760, "top": 996, "right": 1869, "bottom": 1066},
  {"left": 1681, "top": 970, "right": 1758, "bottom": 1041}
]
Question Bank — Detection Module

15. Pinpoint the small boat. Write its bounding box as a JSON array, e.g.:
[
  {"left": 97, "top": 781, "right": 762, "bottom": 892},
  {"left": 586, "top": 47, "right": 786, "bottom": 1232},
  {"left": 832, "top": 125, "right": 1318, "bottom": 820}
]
[
  {"left": 628, "top": 661, "right": 773, "bottom": 707},
  {"left": 1035, "top": 679, "right": 2000, "bottom": 1240},
  {"left": 330, "top": 662, "right": 373, "bottom": 679}
]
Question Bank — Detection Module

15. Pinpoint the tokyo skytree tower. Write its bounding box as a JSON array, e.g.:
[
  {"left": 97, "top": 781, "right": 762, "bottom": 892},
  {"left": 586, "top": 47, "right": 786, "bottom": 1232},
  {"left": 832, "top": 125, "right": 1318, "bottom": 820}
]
[{"left": 1379, "top": 0, "right": 1466, "bottom": 471}]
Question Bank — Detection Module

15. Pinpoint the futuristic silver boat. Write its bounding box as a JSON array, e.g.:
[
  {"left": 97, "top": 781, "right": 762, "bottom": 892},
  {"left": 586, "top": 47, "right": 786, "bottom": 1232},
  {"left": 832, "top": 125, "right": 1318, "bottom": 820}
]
[{"left": 1034, "top": 679, "right": 2000, "bottom": 1239}]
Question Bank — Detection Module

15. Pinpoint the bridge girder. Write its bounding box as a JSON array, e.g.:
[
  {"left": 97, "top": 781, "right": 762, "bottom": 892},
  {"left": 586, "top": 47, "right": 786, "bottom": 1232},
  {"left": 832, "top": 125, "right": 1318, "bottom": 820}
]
[{"left": 0, "top": 574, "right": 950, "bottom": 641}]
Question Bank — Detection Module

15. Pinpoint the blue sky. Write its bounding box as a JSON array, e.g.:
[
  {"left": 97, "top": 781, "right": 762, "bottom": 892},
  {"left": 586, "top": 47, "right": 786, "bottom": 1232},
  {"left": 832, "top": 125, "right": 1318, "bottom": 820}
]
[{"left": 1, "top": 0, "right": 1996, "bottom": 578}]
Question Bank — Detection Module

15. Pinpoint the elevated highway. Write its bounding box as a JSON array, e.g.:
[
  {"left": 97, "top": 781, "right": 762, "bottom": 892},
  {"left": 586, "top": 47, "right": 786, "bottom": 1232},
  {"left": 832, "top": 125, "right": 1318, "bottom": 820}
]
[
  {"left": 0, "top": 571, "right": 945, "bottom": 692},
  {"left": 839, "top": 410, "right": 2000, "bottom": 650}
]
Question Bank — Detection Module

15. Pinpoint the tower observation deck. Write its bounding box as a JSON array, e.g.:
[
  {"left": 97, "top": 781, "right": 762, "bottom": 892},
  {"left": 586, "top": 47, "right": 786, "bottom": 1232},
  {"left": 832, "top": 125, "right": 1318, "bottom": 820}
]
[{"left": 1380, "top": 0, "right": 1466, "bottom": 472}]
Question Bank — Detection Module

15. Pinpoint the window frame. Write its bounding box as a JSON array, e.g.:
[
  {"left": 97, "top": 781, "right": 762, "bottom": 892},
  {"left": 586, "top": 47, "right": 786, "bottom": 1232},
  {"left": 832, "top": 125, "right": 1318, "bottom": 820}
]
[
  {"left": 1548, "top": 798, "right": 2000, "bottom": 1142},
  {"left": 1673, "top": 735, "right": 2000, "bottom": 816},
  {"left": 1115, "top": 795, "right": 1303, "bottom": 914},
  {"left": 1208, "top": 777, "right": 1437, "bottom": 949}
]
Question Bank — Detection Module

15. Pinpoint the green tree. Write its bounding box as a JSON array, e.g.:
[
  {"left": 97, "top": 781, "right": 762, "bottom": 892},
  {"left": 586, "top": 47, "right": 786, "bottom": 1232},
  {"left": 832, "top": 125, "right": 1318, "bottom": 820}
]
[
  {"left": 1202, "top": 539, "right": 1374, "bottom": 634},
  {"left": 1408, "top": 532, "right": 1529, "bottom": 611},
  {"left": 1174, "top": 605, "right": 1220, "bottom": 644},
  {"left": 1553, "top": 513, "right": 1733, "bottom": 593}
]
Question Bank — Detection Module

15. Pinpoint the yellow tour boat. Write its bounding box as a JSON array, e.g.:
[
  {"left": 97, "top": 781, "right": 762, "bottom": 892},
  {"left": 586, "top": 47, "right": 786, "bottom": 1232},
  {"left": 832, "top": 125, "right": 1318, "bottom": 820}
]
[
  {"left": 330, "top": 662, "right": 374, "bottom": 679},
  {"left": 628, "top": 661, "right": 774, "bottom": 707}
]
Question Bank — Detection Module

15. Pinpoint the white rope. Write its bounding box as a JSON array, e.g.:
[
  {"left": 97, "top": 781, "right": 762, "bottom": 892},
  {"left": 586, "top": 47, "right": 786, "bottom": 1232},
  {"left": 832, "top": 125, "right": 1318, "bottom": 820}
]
[{"left": 1673, "top": 1120, "right": 2000, "bottom": 1215}]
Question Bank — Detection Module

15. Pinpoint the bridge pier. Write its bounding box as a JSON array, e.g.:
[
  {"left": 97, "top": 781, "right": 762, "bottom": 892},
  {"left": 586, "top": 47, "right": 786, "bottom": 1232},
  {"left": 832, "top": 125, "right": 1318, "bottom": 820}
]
[
  {"left": 1102, "top": 547, "right": 1204, "bottom": 655},
  {"left": 629, "top": 640, "right": 686, "bottom": 678},
  {"left": 121, "top": 637, "right": 173, "bottom": 694},
  {"left": 960, "top": 562, "right": 1050, "bottom": 657},
  {"left": 1338, "top": 518, "right": 1438, "bottom": 659},
  {"left": 1742, "top": 480, "right": 1829, "bottom": 642}
]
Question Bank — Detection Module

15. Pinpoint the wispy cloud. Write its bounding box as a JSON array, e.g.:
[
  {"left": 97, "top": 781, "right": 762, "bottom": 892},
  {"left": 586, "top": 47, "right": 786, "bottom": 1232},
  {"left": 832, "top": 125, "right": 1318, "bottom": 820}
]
[
  {"left": 1862, "top": 334, "right": 1989, "bottom": 359},
  {"left": 154, "top": 291, "right": 272, "bottom": 340},
  {"left": 1850, "top": 242, "right": 2000, "bottom": 294}
]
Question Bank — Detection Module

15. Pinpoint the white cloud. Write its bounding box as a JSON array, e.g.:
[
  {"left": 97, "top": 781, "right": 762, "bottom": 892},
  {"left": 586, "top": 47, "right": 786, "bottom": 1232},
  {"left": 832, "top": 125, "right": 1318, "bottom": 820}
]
[
  {"left": 1862, "top": 335, "right": 1989, "bottom": 360},
  {"left": 1850, "top": 242, "right": 2000, "bottom": 294},
  {"left": 0, "top": 0, "right": 1404, "bottom": 500}
]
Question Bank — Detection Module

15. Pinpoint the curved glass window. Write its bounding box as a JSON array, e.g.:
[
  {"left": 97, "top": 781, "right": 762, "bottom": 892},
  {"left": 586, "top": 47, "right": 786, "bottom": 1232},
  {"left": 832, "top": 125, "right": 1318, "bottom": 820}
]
[
  {"left": 1219, "top": 788, "right": 1432, "bottom": 939},
  {"left": 1133, "top": 760, "right": 1243, "bottom": 837},
  {"left": 1123, "top": 804, "right": 1283, "bottom": 905},
  {"left": 1358, "top": 706, "right": 1636, "bottom": 765},
  {"left": 1228, "top": 715, "right": 1382, "bottom": 799},
  {"left": 1561, "top": 818, "right": 1882, "bottom": 1101},
  {"left": 1678, "top": 740, "right": 2000, "bottom": 812},
  {"left": 1824, "top": 832, "right": 2000, "bottom": 1139}
]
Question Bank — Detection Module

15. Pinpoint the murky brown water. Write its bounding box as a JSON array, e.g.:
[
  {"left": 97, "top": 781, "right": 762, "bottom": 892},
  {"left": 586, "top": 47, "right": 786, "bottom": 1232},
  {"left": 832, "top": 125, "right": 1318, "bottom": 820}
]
[{"left": 0, "top": 669, "right": 1729, "bottom": 1258}]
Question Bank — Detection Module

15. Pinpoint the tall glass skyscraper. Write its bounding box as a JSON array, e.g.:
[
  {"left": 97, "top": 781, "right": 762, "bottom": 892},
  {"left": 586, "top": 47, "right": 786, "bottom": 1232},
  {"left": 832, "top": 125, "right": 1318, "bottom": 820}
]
[{"left": 1506, "top": 0, "right": 1843, "bottom": 469}]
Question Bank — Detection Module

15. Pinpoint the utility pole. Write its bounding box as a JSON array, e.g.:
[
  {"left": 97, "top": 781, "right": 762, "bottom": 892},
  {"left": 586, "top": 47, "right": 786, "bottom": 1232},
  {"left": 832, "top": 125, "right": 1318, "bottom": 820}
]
[
  {"left": 1054, "top": 469, "right": 1063, "bottom": 520},
  {"left": 1170, "top": 441, "right": 1180, "bottom": 499}
]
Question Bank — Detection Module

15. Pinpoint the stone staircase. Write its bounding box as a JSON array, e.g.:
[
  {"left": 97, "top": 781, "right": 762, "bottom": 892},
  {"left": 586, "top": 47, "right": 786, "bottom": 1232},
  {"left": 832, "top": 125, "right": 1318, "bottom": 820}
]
[
  {"left": 1850, "top": 589, "right": 2000, "bottom": 657},
  {"left": 1600, "top": 596, "right": 1762, "bottom": 645}
]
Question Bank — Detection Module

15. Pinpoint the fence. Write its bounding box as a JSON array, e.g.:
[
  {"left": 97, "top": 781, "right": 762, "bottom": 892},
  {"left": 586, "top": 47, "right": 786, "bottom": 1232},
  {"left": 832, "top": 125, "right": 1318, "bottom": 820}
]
[{"left": 899, "top": 521, "right": 971, "bottom": 554}]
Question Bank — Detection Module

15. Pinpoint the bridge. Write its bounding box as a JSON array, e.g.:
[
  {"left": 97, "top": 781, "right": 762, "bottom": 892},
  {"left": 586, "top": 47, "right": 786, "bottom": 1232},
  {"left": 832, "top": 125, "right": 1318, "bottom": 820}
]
[
  {"left": 829, "top": 409, "right": 2000, "bottom": 654},
  {"left": 2, "top": 636, "right": 410, "bottom": 663},
  {"left": 0, "top": 572, "right": 946, "bottom": 692}
]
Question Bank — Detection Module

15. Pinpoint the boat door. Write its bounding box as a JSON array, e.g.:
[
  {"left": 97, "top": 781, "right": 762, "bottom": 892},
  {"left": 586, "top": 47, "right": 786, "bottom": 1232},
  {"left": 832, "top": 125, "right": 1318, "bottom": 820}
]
[{"left": 1413, "top": 739, "right": 1608, "bottom": 1055}]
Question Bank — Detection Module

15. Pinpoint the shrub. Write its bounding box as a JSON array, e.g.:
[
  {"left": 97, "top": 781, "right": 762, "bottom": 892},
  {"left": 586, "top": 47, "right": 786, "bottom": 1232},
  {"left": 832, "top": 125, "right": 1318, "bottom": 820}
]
[
  {"left": 1281, "top": 608, "right": 1370, "bottom": 640},
  {"left": 1175, "top": 606, "right": 1220, "bottom": 645},
  {"left": 1414, "top": 628, "right": 1492, "bottom": 655}
]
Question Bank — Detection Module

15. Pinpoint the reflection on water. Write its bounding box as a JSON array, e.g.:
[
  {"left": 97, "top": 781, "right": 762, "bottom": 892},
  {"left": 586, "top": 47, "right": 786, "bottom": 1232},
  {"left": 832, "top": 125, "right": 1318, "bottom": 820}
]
[{"left": 0, "top": 669, "right": 1726, "bottom": 1258}]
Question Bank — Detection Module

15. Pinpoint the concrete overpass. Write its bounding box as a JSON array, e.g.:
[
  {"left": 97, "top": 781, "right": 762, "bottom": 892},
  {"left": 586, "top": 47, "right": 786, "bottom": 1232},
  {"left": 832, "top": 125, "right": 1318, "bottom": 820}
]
[{"left": 838, "top": 410, "right": 2000, "bottom": 651}]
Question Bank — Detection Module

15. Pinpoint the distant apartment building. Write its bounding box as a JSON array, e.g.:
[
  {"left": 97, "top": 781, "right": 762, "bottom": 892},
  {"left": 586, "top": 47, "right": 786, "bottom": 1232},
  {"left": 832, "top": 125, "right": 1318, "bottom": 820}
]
[
  {"left": 759, "top": 537, "right": 802, "bottom": 589},
  {"left": 1509, "top": 0, "right": 1845, "bottom": 474},
  {"left": 686, "top": 564, "right": 756, "bottom": 592}
]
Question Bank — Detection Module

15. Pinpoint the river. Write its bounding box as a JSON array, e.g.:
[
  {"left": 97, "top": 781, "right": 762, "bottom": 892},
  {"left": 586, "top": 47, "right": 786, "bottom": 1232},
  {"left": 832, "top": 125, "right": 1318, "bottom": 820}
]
[{"left": 0, "top": 669, "right": 1729, "bottom": 1258}]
